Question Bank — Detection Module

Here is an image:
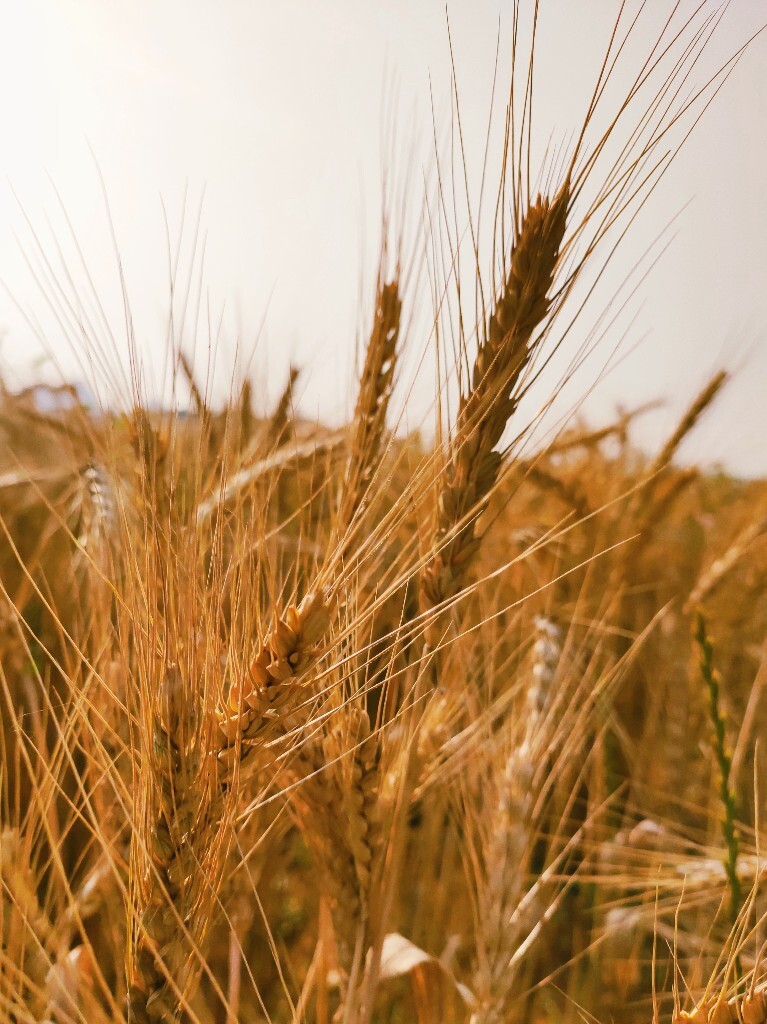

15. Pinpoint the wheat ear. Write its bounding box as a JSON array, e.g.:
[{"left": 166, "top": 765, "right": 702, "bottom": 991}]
[
  {"left": 128, "top": 668, "right": 210, "bottom": 1024},
  {"left": 525, "top": 462, "right": 591, "bottom": 520},
  {"left": 289, "top": 728, "right": 367, "bottom": 977},
  {"left": 672, "top": 981, "right": 767, "bottom": 1024},
  {"left": 647, "top": 371, "right": 728, "bottom": 482},
  {"left": 217, "top": 591, "right": 331, "bottom": 781},
  {"left": 260, "top": 364, "right": 300, "bottom": 455},
  {"left": 686, "top": 514, "right": 767, "bottom": 613},
  {"left": 337, "top": 279, "right": 402, "bottom": 538},
  {"left": 177, "top": 350, "right": 209, "bottom": 423},
  {"left": 1, "top": 828, "right": 55, "bottom": 1019},
  {"left": 471, "top": 617, "right": 562, "bottom": 1024},
  {"left": 421, "top": 181, "right": 569, "bottom": 624},
  {"left": 693, "top": 613, "right": 741, "bottom": 927},
  {"left": 325, "top": 706, "right": 384, "bottom": 963}
]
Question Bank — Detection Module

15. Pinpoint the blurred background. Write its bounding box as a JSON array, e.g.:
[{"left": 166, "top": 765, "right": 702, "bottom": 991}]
[{"left": 0, "top": 0, "right": 765, "bottom": 475}]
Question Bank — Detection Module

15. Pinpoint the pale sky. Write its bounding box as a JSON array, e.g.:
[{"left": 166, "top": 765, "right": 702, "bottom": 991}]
[{"left": 1, "top": 1, "right": 766, "bottom": 475}]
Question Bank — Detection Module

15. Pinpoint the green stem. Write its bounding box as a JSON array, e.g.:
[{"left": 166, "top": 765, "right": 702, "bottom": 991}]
[{"left": 693, "top": 611, "right": 741, "bottom": 926}]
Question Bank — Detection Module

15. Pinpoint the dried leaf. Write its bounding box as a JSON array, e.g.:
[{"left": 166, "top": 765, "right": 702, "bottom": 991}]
[{"left": 378, "top": 932, "right": 475, "bottom": 1009}]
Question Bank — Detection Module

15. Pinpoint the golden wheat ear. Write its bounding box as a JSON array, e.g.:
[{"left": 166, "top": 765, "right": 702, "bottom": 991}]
[
  {"left": 336, "top": 277, "right": 402, "bottom": 543},
  {"left": 127, "top": 668, "right": 203, "bottom": 1024},
  {"left": 648, "top": 371, "right": 728, "bottom": 484},
  {"left": 421, "top": 179, "right": 569, "bottom": 629},
  {"left": 260, "top": 363, "right": 300, "bottom": 456}
]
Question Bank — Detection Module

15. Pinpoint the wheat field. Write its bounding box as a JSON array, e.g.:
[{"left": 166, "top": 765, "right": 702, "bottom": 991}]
[{"left": 1, "top": 4, "right": 766, "bottom": 1023}]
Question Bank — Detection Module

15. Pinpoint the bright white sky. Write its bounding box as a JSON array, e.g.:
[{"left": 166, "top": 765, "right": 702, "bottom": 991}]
[{"left": 0, "top": 1, "right": 765, "bottom": 475}]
